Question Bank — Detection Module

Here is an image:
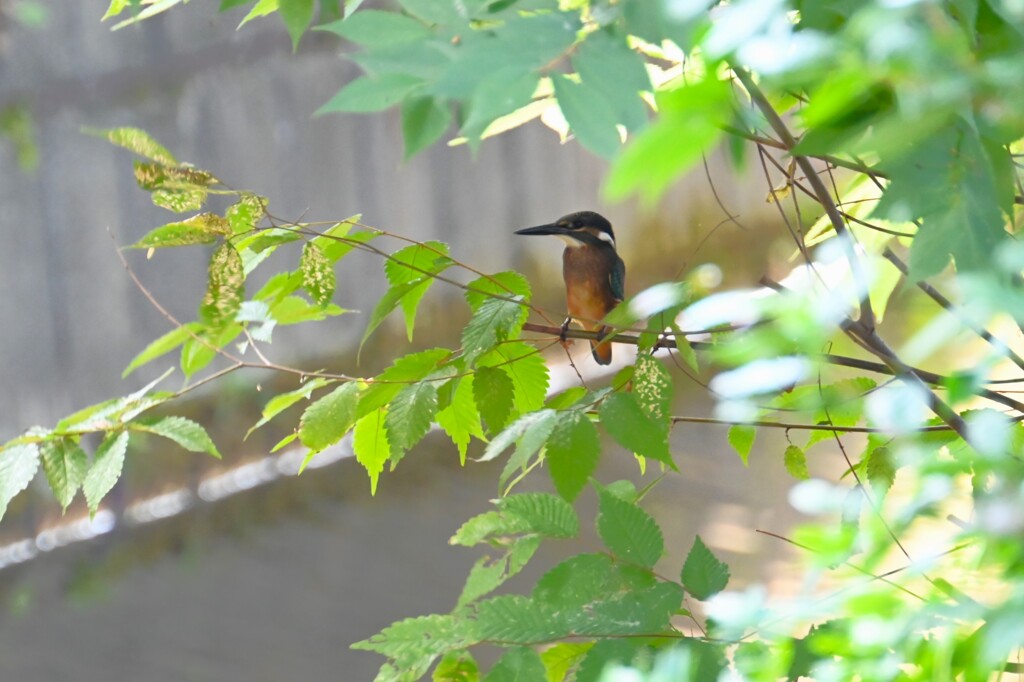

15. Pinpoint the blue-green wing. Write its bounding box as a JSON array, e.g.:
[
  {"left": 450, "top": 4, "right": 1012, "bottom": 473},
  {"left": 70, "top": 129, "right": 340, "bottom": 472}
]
[{"left": 609, "top": 255, "right": 625, "bottom": 302}]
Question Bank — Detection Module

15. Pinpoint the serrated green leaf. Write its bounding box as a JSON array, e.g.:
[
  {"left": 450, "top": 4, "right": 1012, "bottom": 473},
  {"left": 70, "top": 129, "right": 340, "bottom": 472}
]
[
  {"left": 384, "top": 241, "right": 453, "bottom": 340},
  {"left": 575, "top": 640, "right": 644, "bottom": 682},
  {"left": 599, "top": 392, "right": 672, "bottom": 465},
  {"left": 681, "top": 535, "right": 730, "bottom": 600},
  {"left": 87, "top": 126, "right": 177, "bottom": 164},
  {"left": 436, "top": 376, "right": 485, "bottom": 465},
  {"left": 358, "top": 348, "right": 453, "bottom": 418},
  {"left": 541, "top": 642, "right": 593, "bottom": 682},
  {"left": 359, "top": 279, "right": 424, "bottom": 352},
  {"left": 465, "top": 272, "right": 531, "bottom": 311},
  {"left": 480, "top": 342, "right": 548, "bottom": 415},
  {"left": 271, "top": 296, "right": 347, "bottom": 325},
  {"left": 132, "top": 415, "right": 221, "bottom": 458},
  {"left": 483, "top": 647, "right": 547, "bottom": 682},
  {"left": 596, "top": 486, "right": 664, "bottom": 567},
  {"left": 316, "top": 74, "right": 424, "bottom": 114},
  {"left": 0, "top": 443, "right": 40, "bottom": 521},
  {"left": 498, "top": 492, "right": 579, "bottom": 539},
  {"left": 462, "top": 297, "right": 525, "bottom": 364},
  {"left": 386, "top": 380, "right": 440, "bottom": 456},
  {"left": 353, "top": 408, "right": 391, "bottom": 494},
  {"left": 533, "top": 554, "right": 656, "bottom": 609},
  {"left": 40, "top": 439, "right": 87, "bottom": 512},
  {"left": 248, "top": 377, "right": 333, "bottom": 437},
  {"left": 311, "top": 216, "right": 370, "bottom": 262},
  {"left": 472, "top": 595, "right": 565, "bottom": 643},
  {"left": 298, "top": 382, "right": 361, "bottom": 453},
  {"left": 784, "top": 444, "right": 810, "bottom": 480},
  {"left": 866, "top": 445, "right": 896, "bottom": 494},
  {"left": 353, "top": 613, "right": 472, "bottom": 673},
  {"left": 200, "top": 242, "right": 245, "bottom": 328},
  {"left": 474, "top": 366, "right": 515, "bottom": 434},
  {"left": 317, "top": 8, "right": 431, "bottom": 46},
  {"left": 122, "top": 323, "right": 199, "bottom": 378},
  {"left": 132, "top": 213, "right": 231, "bottom": 249},
  {"left": 83, "top": 431, "right": 130, "bottom": 516},
  {"left": 151, "top": 187, "right": 206, "bottom": 213},
  {"left": 546, "top": 411, "right": 600, "bottom": 501},
  {"left": 279, "top": 0, "right": 314, "bottom": 49},
  {"left": 457, "top": 535, "right": 541, "bottom": 608},
  {"left": 727, "top": 424, "right": 756, "bottom": 465},
  {"left": 545, "top": 387, "right": 587, "bottom": 410},
  {"left": 497, "top": 409, "right": 561, "bottom": 492},
  {"left": 133, "top": 161, "right": 216, "bottom": 191},
  {"left": 460, "top": 68, "right": 540, "bottom": 143},
  {"left": 299, "top": 242, "right": 336, "bottom": 306},
  {"left": 569, "top": 582, "right": 683, "bottom": 636},
  {"left": 478, "top": 408, "right": 556, "bottom": 463},
  {"left": 401, "top": 96, "right": 452, "bottom": 159}
]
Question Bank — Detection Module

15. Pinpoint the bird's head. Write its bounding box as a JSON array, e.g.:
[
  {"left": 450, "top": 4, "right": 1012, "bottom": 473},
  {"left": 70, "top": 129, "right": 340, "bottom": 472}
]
[{"left": 514, "top": 211, "right": 616, "bottom": 249}]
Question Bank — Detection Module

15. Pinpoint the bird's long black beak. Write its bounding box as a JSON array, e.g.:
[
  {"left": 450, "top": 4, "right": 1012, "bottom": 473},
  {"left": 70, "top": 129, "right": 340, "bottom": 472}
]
[{"left": 514, "top": 223, "right": 571, "bottom": 237}]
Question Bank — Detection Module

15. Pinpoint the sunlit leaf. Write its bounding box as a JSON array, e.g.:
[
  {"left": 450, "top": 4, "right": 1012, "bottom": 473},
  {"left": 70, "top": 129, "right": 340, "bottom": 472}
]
[
  {"left": 595, "top": 486, "right": 664, "bottom": 567},
  {"left": 298, "top": 382, "right": 360, "bottom": 453},
  {"left": 784, "top": 444, "right": 810, "bottom": 480},
  {"left": 132, "top": 213, "right": 231, "bottom": 249},
  {"left": 353, "top": 408, "right": 391, "bottom": 494},
  {"left": 474, "top": 366, "right": 515, "bottom": 434},
  {"left": 727, "top": 424, "right": 756, "bottom": 465},
  {"left": 122, "top": 323, "right": 199, "bottom": 378},
  {"left": 599, "top": 392, "right": 672, "bottom": 465},
  {"left": 86, "top": 126, "right": 177, "bottom": 164},
  {"left": 200, "top": 242, "right": 245, "bottom": 328},
  {"left": 279, "top": 0, "right": 314, "bottom": 49}
]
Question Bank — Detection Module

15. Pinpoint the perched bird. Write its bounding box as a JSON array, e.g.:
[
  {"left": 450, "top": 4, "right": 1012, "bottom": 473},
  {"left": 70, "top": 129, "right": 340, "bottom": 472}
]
[{"left": 515, "top": 211, "right": 625, "bottom": 365}]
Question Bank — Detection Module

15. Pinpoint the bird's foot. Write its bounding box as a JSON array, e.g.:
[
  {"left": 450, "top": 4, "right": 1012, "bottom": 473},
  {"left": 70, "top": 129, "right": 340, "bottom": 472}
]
[{"left": 559, "top": 318, "right": 574, "bottom": 351}]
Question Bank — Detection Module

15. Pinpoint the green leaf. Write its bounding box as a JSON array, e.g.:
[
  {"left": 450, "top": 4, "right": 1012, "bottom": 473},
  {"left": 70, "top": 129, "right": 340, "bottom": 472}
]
[
  {"left": 316, "top": 74, "right": 424, "bottom": 114},
  {"left": 546, "top": 411, "right": 600, "bottom": 501},
  {"left": 40, "top": 439, "right": 88, "bottom": 512},
  {"left": 541, "top": 642, "right": 592, "bottom": 682},
  {"left": 572, "top": 28, "right": 650, "bottom": 132},
  {"left": 279, "top": 0, "right": 314, "bottom": 49},
  {"left": 0, "top": 444, "right": 40, "bottom": 520},
  {"left": 358, "top": 348, "right": 452, "bottom": 418},
  {"left": 386, "top": 379, "right": 440, "bottom": 456},
  {"left": 353, "top": 613, "right": 472, "bottom": 675},
  {"left": 727, "top": 424, "right": 756, "bottom": 465},
  {"left": 298, "top": 382, "right": 361, "bottom": 453},
  {"left": 498, "top": 492, "right": 579, "bottom": 539},
  {"left": 317, "top": 9, "right": 431, "bottom": 46},
  {"left": 200, "top": 242, "right": 245, "bottom": 328},
  {"left": 465, "top": 272, "right": 531, "bottom": 311},
  {"left": 384, "top": 241, "right": 453, "bottom": 340},
  {"left": 227, "top": 193, "right": 266, "bottom": 234},
  {"left": 866, "top": 445, "right": 896, "bottom": 494},
  {"left": 605, "top": 76, "right": 730, "bottom": 203},
  {"left": 462, "top": 296, "right": 525, "bottom": 364},
  {"left": 122, "top": 323, "right": 199, "bottom": 378},
  {"left": 483, "top": 647, "right": 547, "bottom": 682},
  {"left": 458, "top": 535, "right": 542, "bottom": 608},
  {"left": 132, "top": 416, "right": 221, "bottom": 458},
  {"left": 473, "top": 366, "right": 515, "bottom": 434},
  {"left": 783, "top": 444, "right": 810, "bottom": 480},
  {"left": 552, "top": 74, "right": 621, "bottom": 158},
  {"left": 596, "top": 486, "right": 664, "bottom": 567},
  {"left": 599, "top": 392, "right": 672, "bottom": 465},
  {"left": 353, "top": 408, "right": 391, "bottom": 494},
  {"left": 401, "top": 96, "right": 451, "bottom": 159},
  {"left": 87, "top": 126, "right": 177, "bottom": 164},
  {"left": 681, "top": 535, "right": 730, "bottom": 600},
  {"left": 460, "top": 68, "right": 540, "bottom": 143},
  {"left": 131, "top": 213, "right": 230, "bottom": 249},
  {"left": 481, "top": 341, "right": 548, "bottom": 414},
  {"left": 238, "top": 0, "right": 277, "bottom": 27},
  {"left": 498, "top": 410, "right": 561, "bottom": 492},
  {"left": 436, "top": 376, "right": 485, "bottom": 465},
  {"left": 575, "top": 640, "right": 644, "bottom": 682},
  {"left": 359, "top": 279, "right": 424, "bottom": 351},
  {"left": 248, "top": 377, "right": 332, "bottom": 437},
  {"left": 434, "top": 650, "right": 480, "bottom": 682},
  {"left": 300, "top": 242, "right": 336, "bottom": 306},
  {"left": 83, "top": 431, "right": 130, "bottom": 516}
]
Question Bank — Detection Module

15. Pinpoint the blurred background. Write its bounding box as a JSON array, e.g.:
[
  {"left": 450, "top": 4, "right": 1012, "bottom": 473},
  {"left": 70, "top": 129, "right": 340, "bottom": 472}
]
[{"left": 0, "top": 1, "right": 814, "bottom": 678}]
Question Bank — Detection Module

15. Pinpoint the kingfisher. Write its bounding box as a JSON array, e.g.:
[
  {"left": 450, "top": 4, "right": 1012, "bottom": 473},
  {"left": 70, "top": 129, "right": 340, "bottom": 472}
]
[{"left": 515, "top": 211, "right": 625, "bottom": 365}]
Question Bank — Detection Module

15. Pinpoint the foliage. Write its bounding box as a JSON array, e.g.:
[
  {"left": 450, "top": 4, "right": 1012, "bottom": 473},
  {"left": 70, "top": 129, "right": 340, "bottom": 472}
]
[{"left": 3, "top": 0, "right": 1024, "bottom": 679}]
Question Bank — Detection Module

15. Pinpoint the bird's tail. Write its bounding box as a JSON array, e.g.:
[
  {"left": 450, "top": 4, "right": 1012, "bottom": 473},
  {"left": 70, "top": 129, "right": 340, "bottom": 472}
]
[{"left": 590, "top": 326, "right": 613, "bottom": 365}]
